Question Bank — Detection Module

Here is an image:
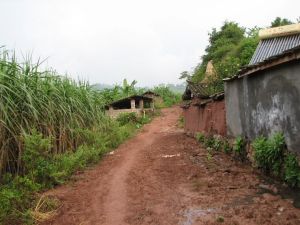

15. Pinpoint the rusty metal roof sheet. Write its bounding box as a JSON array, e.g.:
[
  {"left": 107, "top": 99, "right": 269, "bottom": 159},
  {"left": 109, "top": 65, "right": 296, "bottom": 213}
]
[{"left": 250, "top": 34, "right": 300, "bottom": 65}]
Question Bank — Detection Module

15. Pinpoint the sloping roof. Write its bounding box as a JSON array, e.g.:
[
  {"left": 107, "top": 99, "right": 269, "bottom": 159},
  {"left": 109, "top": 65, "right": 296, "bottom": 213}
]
[
  {"left": 107, "top": 95, "right": 153, "bottom": 107},
  {"left": 142, "top": 91, "right": 160, "bottom": 96},
  {"left": 258, "top": 23, "right": 300, "bottom": 40},
  {"left": 183, "top": 81, "right": 212, "bottom": 99},
  {"left": 224, "top": 45, "right": 300, "bottom": 81},
  {"left": 250, "top": 34, "right": 300, "bottom": 65}
]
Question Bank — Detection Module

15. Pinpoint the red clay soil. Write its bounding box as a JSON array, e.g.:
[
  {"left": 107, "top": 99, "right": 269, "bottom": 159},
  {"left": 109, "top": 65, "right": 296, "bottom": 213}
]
[{"left": 42, "top": 107, "right": 300, "bottom": 225}]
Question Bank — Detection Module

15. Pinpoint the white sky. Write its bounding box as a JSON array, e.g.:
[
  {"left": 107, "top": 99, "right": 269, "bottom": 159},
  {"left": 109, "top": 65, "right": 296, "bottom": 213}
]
[{"left": 0, "top": 0, "right": 299, "bottom": 86}]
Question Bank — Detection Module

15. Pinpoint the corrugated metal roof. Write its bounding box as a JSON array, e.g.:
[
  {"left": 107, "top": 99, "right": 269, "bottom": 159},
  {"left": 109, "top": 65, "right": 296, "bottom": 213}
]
[
  {"left": 224, "top": 45, "right": 300, "bottom": 82},
  {"left": 249, "top": 34, "right": 300, "bottom": 65}
]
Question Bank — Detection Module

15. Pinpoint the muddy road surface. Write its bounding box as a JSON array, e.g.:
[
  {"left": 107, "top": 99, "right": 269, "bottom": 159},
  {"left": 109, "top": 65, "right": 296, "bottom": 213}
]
[{"left": 43, "top": 107, "right": 300, "bottom": 225}]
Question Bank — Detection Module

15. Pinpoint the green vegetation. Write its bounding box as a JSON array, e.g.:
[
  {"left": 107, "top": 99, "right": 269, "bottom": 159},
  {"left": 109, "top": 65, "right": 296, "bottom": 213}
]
[
  {"left": 98, "top": 79, "right": 181, "bottom": 107},
  {"left": 195, "top": 132, "right": 232, "bottom": 154},
  {"left": 216, "top": 215, "right": 225, "bottom": 223},
  {"left": 271, "top": 17, "right": 293, "bottom": 27},
  {"left": 153, "top": 85, "right": 181, "bottom": 108},
  {"left": 252, "top": 133, "right": 285, "bottom": 176},
  {"left": 116, "top": 112, "right": 152, "bottom": 128},
  {"left": 233, "top": 136, "right": 247, "bottom": 161},
  {"left": 181, "top": 17, "right": 297, "bottom": 95},
  {"left": 0, "top": 48, "right": 175, "bottom": 224},
  {"left": 190, "top": 21, "right": 259, "bottom": 92},
  {"left": 195, "top": 132, "right": 300, "bottom": 188},
  {"left": 177, "top": 115, "right": 184, "bottom": 128},
  {"left": 284, "top": 153, "right": 300, "bottom": 188},
  {"left": 252, "top": 133, "right": 300, "bottom": 187}
]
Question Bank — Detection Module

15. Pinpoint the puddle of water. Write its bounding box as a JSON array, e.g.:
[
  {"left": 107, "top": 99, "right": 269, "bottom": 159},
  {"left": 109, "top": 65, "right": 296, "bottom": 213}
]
[
  {"left": 181, "top": 208, "right": 215, "bottom": 225},
  {"left": 162, "top": 154, "right": 180, "bottom": 158}
]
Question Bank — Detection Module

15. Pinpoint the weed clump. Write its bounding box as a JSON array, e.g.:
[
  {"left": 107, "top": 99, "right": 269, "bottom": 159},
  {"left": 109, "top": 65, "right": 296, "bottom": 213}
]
[
  {"left": 253, "top": 132, "right": 300, "bottom": 187},
  {"left": 252, "top": 132, "right": 285, "bottom": 176},
  {"left": 284, "top": 153, "right": 300, "bottom": 187},
  {"left": 233, "top": 136, "right": 246, "bottom": 161}
]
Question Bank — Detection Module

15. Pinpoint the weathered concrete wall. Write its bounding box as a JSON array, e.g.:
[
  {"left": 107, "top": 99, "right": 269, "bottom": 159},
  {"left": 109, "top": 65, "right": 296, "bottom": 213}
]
[
  {"left": 225, "top": 60, "right": 300, "bottom": 154},
  {"left": 183, "top": 100, "right": 226, "bottom": 136}
]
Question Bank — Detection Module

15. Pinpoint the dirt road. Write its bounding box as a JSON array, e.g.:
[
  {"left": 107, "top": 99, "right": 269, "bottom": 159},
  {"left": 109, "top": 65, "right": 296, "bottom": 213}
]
[{"left": 44, "top": 107, "right": 300, "bottom": 225}]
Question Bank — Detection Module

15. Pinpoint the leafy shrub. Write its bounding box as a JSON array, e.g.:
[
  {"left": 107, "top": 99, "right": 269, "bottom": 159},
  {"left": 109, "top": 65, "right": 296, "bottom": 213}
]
[
  {"left": 252, "top": 133, "right": 285, "bottom": 176},
  {"left": 222, "top": 140, "right": 232, "bottom": 154},
  {"left": 212, "top": 137, "right": 223, "bottom": 151},
  {"left": 116, "top": 112, "right": 138, "bottom": 126},
  {"left": 0, "top": 176, "right": 39, "bottom": 224},
  {"left": 204, "top": 135, "right": 215, "bottom": 149},
  {"left": 195, "top": 132, "right": 205, "bottom": 143},
  {"left": 22, "top": 130, "right": 55, "bottom": 188},
  {"left": 153, "top": 86, "right": 181, "bottom": 107},
  {"left": 284, "top": 153, "right": 300, "bottom": 188},
  {"left": 233, "top": 136, "right": 246, "bottom": 160}
]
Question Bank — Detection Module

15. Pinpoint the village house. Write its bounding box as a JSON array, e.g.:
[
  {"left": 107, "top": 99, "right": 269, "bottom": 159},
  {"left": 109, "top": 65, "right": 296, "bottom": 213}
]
[
  {"left": 105, "top": 95, "right": 154, "bottom": 118},
  {"left": 224, "top": 23, "right": 300, "bottom": 154},
  {"left": 142, "top": 91, "right": 163, "bottom": 105},
  {"left": 182, "top": 61, "right": 226, "bottom": 136}
]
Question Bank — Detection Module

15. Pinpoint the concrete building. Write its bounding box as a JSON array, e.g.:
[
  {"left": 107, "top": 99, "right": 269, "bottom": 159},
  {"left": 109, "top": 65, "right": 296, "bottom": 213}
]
[
  {"left": 224, "top": 24, "right": 300, "bottom": 154},
  {"left": 106, "top": 95, "right": 154, "bottom": 118}
]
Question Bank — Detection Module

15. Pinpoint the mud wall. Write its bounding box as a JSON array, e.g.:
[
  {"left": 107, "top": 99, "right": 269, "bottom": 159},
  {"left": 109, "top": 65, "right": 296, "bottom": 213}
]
[
  {"left": 225, "top": 60, "right": 300, "bottom": 154},
  {"left": 183, "top": 100, "right": 226, "bottom": 136}
]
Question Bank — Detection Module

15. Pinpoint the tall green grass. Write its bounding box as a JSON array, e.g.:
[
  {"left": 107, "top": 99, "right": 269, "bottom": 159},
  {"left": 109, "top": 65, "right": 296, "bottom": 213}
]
[
  {"left": 0, "top": 49, "right": 112, "bottom": 176},
  {"left": 0, "top": 49, "right": 150, "bottom": 224}
]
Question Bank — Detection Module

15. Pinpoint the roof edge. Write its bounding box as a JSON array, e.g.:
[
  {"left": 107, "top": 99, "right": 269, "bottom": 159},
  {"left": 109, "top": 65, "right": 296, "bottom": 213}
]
[
  {"left": 224, "top": 46, "right": 300, "bottom": 82},
  {"left": 259, "top": 23, "right": 300, "bottom": 40}
]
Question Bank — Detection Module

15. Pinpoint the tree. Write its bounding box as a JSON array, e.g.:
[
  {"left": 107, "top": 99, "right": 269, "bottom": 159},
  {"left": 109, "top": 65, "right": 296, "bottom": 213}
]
[
  {"left": 121, "top": 78, "right": 137, "bottom": 97},
  {"left": 192, "top": 21, "right": 258, "bottom": 82},
  {"left": 179, "top": 71, "right": 190, "bottom": 80},
  {"left": 271, "top": 17, "right": 293, "bottom": 27}
]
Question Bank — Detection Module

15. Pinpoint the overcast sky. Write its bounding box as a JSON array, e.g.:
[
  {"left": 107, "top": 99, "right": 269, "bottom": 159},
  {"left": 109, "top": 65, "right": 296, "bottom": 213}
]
[{"left": 0, "top": 0, "right": 299, "bottom": 86}]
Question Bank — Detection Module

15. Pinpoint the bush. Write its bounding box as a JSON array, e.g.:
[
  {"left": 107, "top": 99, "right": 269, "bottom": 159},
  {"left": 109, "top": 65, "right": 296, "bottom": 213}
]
[
  {"left": 222, "top": 140, "right": 232, "bottom": 154},
  {"left": 233, "top": 136, "right": 246, "bottom": 160},
  {"left": 204, "top": 135, "right": 216, "bottom": 149},
  {"left": 116, "top": 112, "right": 138, "bottom": 126},
  {"left": 153, "top": 86, "right": 181, "bottom": 107},
  {"left": 195, "top": 132, "right": 205, "bottom": 143},
  {"left": 22, "top": 130, "right": 54, "bottom": 188},
  {"left": 284, "top": 153, "right": 300, "bottom": 188},
  {"left": 252, "top": 133, "right": 300, "bottom": 187},
  {"left": 252, "top": 133, "right": 285, "bottom": 176}
]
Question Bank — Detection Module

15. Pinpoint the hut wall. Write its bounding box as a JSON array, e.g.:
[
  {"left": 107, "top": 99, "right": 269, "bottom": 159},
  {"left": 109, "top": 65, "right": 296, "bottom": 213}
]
[
  {"left": 225, "top": 60, "right": 300, "bottom": 154},
  {"left": 183, "top": 99, "right": 226, "bottom": 136}
]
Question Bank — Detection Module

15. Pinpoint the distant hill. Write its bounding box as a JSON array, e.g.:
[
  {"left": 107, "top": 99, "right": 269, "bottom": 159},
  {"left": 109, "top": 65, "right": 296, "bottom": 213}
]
[
  {"left": 165, "top": 83, "right": 186, "bottom": 94},
  {"left": 91, "top": 83, "right": 115, "bottom": 90},
  {"left": 91, "top": 82, "right": 186, "bottom": 94}
]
